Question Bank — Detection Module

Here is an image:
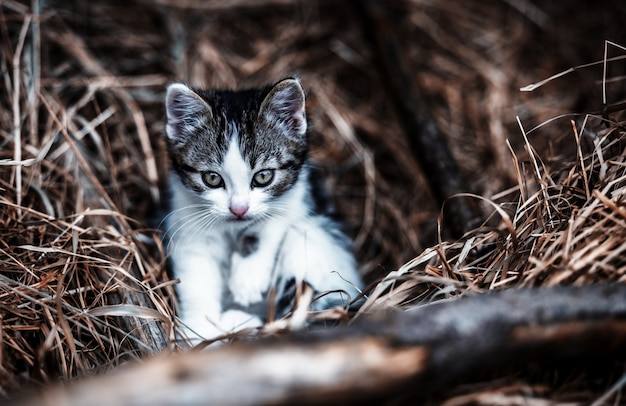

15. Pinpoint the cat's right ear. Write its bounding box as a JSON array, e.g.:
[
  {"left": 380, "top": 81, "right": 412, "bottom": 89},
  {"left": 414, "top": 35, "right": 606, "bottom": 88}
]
[{"left": 165, "top": 83, "right": 213, "bottom": 144}]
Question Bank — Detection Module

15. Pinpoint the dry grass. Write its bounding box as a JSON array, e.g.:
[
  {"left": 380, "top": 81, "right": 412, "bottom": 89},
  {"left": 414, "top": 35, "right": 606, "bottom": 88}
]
[
  {"left": 1, "top": 0, "right": 626, "bottom": 403},
  {"left": 0, "top": 0, "right": 176, "bottom": 394},
  {"left": 361, "top": 110, "right": 626, "bottom": 311}
]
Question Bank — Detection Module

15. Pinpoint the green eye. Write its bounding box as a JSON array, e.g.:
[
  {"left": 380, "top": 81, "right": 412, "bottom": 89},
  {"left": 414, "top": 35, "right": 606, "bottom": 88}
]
[
  {"left": 202, "top": 171, "right": 224, "bottom": 188},
  {"left": 252, "top": 169, "right": 275, "bottom": 187}
]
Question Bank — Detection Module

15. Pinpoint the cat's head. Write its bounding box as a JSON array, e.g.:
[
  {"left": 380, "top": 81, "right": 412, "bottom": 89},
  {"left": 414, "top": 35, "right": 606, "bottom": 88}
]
[{"left": 165, "top": 78, "right": 308, "bottom": 225}]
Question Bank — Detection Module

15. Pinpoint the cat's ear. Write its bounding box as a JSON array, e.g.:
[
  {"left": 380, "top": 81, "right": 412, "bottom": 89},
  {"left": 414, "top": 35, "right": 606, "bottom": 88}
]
[
  {"left": 165, "top": 83, "right": 213, "bottom": 143},
  {"left": 259, "top": 78, "right": 306, "bottom": 136}
]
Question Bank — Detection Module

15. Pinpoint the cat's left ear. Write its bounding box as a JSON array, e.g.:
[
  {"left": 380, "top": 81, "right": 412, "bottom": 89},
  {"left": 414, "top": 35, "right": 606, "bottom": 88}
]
[{"left": 259, "top": 78, "right": 306, "bottom": 136}]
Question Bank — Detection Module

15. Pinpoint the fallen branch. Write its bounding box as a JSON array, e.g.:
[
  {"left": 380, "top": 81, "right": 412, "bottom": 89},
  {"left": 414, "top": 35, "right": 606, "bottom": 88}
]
[{"left": 14, "top": 284, "right": 626, "bottom": 405}]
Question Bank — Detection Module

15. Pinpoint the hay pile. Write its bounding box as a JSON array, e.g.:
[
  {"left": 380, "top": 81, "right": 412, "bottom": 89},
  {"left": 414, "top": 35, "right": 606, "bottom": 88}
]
[{"left": 2, "top": 0, "right": 626, "bottom": 403}]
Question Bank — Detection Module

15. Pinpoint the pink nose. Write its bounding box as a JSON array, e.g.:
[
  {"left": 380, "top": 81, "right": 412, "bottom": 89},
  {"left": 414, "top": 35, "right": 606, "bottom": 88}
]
[{"left": 229, "top": 205, "right": 248, "bottom": 218}]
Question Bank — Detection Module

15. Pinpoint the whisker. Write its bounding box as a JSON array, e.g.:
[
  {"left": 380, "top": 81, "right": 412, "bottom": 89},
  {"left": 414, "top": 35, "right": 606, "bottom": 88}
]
[
  {"left": 164, "top": 206, "right": 219, "bottom": 253},
  {"left": 158, "top": 203, "right": 214, "bottom": 230}
]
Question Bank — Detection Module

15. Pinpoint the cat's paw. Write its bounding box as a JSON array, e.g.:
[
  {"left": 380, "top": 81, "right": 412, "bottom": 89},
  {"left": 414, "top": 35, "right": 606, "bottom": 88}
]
[
  {"left": 229, "top": 273, "right": 265, "bottom": 306},
  {"left": 221, "top": 309, "right": 263, "bottom": 332},
  {"left": 229, "top": 252, "right": 271, "bottom": 306},
  {"left": 179, "top": 315, "right": 223, "bottom": 344}
]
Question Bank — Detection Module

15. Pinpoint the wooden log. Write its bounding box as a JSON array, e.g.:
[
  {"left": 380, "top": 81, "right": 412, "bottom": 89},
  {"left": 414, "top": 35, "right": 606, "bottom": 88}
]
[{"left": 12, "top": 284, "right": 626, "bottom": 405}]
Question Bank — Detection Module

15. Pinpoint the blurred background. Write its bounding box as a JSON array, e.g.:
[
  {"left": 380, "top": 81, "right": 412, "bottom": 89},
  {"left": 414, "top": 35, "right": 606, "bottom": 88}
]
[{"left": 38, "top": 0, "right": 626, "bottom": 280}]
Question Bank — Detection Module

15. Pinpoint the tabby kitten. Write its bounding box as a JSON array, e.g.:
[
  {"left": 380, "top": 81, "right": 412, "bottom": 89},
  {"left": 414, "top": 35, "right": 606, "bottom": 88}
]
[{"left": 164, "top": 78, "right": 363, "bottom": 342}]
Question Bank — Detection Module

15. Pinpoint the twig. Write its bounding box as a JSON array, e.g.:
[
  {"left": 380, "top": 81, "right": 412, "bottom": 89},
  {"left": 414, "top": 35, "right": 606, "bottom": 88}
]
[
  {"left": 28, "top": 0, "right": 40, "bottom": 147},
  {"left": 12, "top": 14, "right": 31, "bottom": 214}
]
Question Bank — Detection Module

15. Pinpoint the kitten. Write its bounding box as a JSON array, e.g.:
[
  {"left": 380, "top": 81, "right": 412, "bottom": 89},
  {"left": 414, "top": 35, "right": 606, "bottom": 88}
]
[{"left": 163, "top": 78, "right": 363, "bottom": 343}]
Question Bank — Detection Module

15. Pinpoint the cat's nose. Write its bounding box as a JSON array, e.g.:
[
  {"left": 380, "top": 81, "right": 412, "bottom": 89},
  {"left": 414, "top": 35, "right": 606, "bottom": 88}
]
[{"left": 229, "top": 205, "right": 249, "bottom": 218}]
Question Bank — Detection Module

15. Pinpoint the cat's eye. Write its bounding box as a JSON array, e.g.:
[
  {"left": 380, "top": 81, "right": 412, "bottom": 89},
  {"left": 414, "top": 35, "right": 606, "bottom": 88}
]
[
  {"left": 252, "top": 169, "right": 275, "bottom": 187},
  {"left": 202, "top": 171, "right": 224, "bottom": 188}
]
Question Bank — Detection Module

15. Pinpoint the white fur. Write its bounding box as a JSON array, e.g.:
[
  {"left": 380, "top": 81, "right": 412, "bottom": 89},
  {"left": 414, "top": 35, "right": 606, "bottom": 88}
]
[
  {"left": 222, "top": 130, "right": 252, "bottom": 212},
  {"left": 167, "top": 136, "right": 362, "bottom": 345},
  {"left": 280, "top": 217, "right": 361, "bottom": 305}
]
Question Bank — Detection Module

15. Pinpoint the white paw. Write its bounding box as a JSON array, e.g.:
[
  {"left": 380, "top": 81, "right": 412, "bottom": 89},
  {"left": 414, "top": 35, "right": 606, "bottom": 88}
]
[
  {"left": 180, "top": 314, "right": 223, "bottom": 343},
  {"left": 229, "top": 272, "right": 265, "bottom": 306},
  {"left": 229, "top": 252, "right": 271, "bottom": 306},
  {"left": 221, "top": 309, "right": 263, "bottom": 332}
]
